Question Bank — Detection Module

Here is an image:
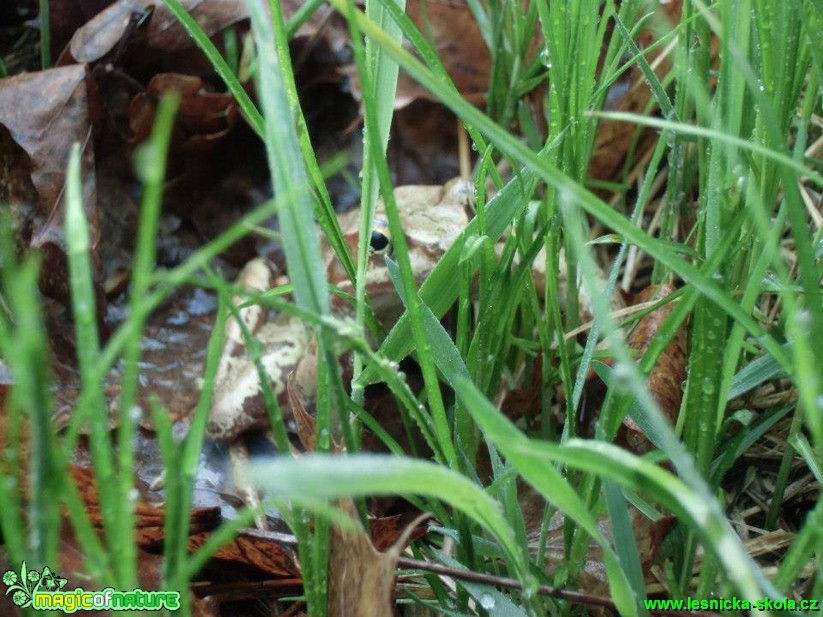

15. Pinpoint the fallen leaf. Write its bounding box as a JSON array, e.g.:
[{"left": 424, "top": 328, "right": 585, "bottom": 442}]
[
  {"left": 66, "top": 0, "right": 248, "bottom": 64},
  {"left": 0, "top": 65, "right": 104, "bottom": 315},
  {"left": 128, "top": 73, "right": 239, "bottom": 149},
  {"left": 188, "top": 530, "right": 300, "bottom": 578},
  {"left": 396, "top": 0, "right": 491, "bottom": 108},
  {"left": 328, "top": 500, "right": 417, "bottom": 617},
  {"left": 618, "top": 283, "right": 688, "bottom": 454}
]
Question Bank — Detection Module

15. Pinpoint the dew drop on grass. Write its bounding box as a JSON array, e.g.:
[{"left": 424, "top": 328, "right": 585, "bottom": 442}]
[
  {"left": 128, "top": 405, "right": 143, "bottom": 422},
  {"left": 612, "top": 361, "right": 634, "bottom": 390},
  {"left": 479, "top": 593, "right": 496, "bottom": 609},
  {"left": 701, "top": 378, "right": 716, "bottom": 396}
]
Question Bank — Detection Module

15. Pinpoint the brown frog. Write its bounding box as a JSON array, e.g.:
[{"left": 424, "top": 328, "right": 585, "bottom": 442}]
[{"left": 205, "top": 178, "right": 475, "bottom": 445}]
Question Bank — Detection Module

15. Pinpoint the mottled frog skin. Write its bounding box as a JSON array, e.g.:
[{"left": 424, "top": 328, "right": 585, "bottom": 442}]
[
  {"left": 205, "top": 179, "right": 475, "bottom": 443},
  {"left": 204, "top": 177, "right": 624, "bottom": 444}
]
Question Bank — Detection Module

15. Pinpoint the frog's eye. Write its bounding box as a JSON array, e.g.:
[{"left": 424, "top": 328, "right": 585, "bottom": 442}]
[{"left": 369, "top": 229, "right": 392, "bottom": 255}]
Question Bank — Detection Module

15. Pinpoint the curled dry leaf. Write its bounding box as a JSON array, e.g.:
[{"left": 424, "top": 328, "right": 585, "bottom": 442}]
[
  {"left": 328, "top": 500, "right": 423, "bottom": 617},
  {"left": 0, "top": 65, "right": 103, "bottom": 311},
  {"left": 523, "top": 497, "right": 673, "bottom": 597},
  {"left": 187, "top": 530, "right": 301, "bottom": 578},
  {"left": 65, "top": 0, "right": 248, "bottom": 64},
  {"left": 129, "top": 73, "right": 239, "bottom": 148},
  {"left": 618, "top": 283, "right": 688, "bottom": 454}
]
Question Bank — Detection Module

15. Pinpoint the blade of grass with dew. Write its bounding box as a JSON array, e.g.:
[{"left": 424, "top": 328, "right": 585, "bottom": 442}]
[
  {"left": 246, "top": 0, "right": 327, "bottom": 317},
  {"left": 114, "top": 92, "right": 180, "bottom": 589},
  {"left": 65, "top": 143, "right": 131, "bottom": 583},
  {"left": 329, "top": 2, "right": 794, "bottom": 383},
  {"left": 344, "top": 4, "right": 457, "bottom": 472},
  {"left": 267, "top": 0, "right": 357, "bottom": 289},
  {"left": 245, "top": 1, "right": 334, "bottom": 611},
  {"left": 454, "top": 379, "right": 778, "bottom": 612},
  {"left": 348, "top": 0, "right": 405, "bottom": 406},
  {"left": 387, "top": 277, "right": 638, "bottom": 615},
  {"left": 163, "top": 0, "right": 357, "bottom": 293},
  {"left": 52, "top": 155, "right": 118, "bottom": 582},
  {"left": 0, "top": 225, "right": 60, "bottom": 573},
  {"left": 250, "top": 455, "right": 534, "bottom": 587}
]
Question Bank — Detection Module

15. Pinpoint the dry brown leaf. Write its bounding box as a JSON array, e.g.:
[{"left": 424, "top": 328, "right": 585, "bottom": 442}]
[
  {"left": 188, "top": 531, "right": 301, "bottom": 578},
  {"left": 522, "top": 485, "right": 673, "bottom": 596},
  {"left": 68, "top": 464, "right": 221, "bottom": 544},
  {"left": 590, "top": 0, "right": 684, "bottom": 180},
  {"left": 66, "top": 0, "right": 248, "bottom": 64},
  {"left": 327, "top": 500, "right": 413, "bottom": 617},
  {"left": 129, "top": 73, "right": 239, "bottom": 148},
  {"left": 0, "top": 65, "right": 103, "bottom": 312},
  {"left": 618, "top": 283, "right": 688, "bottom": 454},
  {"left": 70, "top": 464, "right": 302, "bottom": 578}
]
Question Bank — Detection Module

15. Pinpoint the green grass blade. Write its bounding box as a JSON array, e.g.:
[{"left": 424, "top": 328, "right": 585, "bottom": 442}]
[
  {"left": 161, "top": 0, "right": 264, "bottom": 135},
  {"left": 246, "top": 0, "right": 328, "bottom": 317},
  {"left": 250, "top": 454, "right": 533, "bottom": 588}
]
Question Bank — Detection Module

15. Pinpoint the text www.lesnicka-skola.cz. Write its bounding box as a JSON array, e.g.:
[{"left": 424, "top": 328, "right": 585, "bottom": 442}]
[{"left": 645, "top": 596, "right": 819, "bottom": 612}]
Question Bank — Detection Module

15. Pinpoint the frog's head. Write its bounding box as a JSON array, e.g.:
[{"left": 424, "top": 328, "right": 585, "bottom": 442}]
[{"left": 323, "top": 179, "right": 474, "bottom": 322}]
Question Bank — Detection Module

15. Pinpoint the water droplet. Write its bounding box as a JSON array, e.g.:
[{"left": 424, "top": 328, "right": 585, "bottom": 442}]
[
  {"left": 612, "top": 362, "right": 634, "bottom": 388},
  {"left": 129, "top": 405, "right": 143, "bottom": 422},
  {"left": 479, "top": 593, "right": 496, "bottom": 609},
  {"left": 795, "top": 309, "right": 812, "bottom": 331},
  {"left": 702, "top": 378, "right": 716, "bottom": 396}
]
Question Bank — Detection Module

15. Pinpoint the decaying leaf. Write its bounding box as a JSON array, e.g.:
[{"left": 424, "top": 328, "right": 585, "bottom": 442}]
[
  {"left": 328, "top": 500, "right": 422, "bottom": 617},
  {"left": 188, "top": 530, "right": 301, "bottom": 578},
  {"left": 129, "top": 73, "right": 239, "bottom": 148},
  {"left": 0, "top": 65, "right": 103, "bottom": 310},
  {"left": 396, "top": 0, "right": 492, "bottom": 108},
  {"left": 618, "top": 283, "right": 688, "bottom": 454},
  {"left": 65, "top": 0, "right": 248, "bottom": 64},
  {"left": 525, "top": 500, "right": 673, "bottom": 597}
]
